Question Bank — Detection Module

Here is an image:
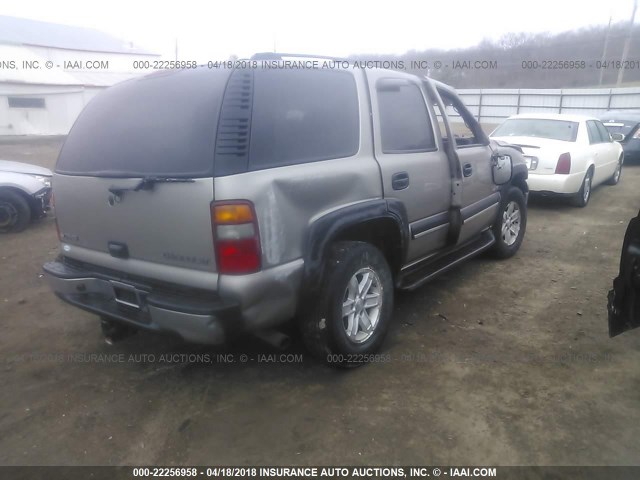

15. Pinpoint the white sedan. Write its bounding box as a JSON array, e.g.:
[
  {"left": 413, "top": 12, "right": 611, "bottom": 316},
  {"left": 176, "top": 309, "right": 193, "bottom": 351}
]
[{"left": 491, "top": 114, "right": 623, "bottom": 207}]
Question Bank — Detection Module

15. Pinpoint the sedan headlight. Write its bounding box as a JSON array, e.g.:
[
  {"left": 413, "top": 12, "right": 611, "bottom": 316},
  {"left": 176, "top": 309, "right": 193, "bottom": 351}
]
[{"left": 30, "top": 175, "right": 52, "bottom": 188}]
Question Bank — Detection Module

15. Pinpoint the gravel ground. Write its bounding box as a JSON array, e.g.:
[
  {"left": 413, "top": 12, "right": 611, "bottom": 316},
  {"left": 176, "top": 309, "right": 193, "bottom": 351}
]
[{"left": 1, "top": 137, "right": 639, "bottom": 466}]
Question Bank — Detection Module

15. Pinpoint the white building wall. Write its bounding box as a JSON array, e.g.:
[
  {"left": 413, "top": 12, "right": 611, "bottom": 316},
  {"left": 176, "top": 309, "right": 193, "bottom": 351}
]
[
  {"left": 0, "top": 43, "right": 154, "bottom": 135},
  {"left": 0, "top": 83, "right": 89, "bottom": 135}
]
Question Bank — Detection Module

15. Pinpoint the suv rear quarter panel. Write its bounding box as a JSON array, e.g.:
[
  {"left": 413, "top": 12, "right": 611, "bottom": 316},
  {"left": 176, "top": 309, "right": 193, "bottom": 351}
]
[{"left": 213, "top": 68, "right": 382, "bottom": 270}]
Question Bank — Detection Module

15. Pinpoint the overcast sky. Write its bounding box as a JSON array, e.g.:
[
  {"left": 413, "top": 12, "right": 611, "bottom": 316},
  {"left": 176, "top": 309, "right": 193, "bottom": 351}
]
[{"left": 1, "top": 0, "right": 637, "bottom": 60}]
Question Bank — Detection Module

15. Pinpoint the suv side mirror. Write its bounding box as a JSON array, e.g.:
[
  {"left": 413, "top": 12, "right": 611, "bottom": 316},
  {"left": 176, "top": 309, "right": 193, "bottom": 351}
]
[
  {"left": 492, "top": 154, "right": 513, "bottom": 185},
  {"left": 612, "top": 133, "right": 625, "bottom": 142}
]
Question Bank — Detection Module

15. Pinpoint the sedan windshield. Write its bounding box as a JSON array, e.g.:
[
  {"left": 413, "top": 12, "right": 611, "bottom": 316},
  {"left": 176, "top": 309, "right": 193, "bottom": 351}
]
[{"left": 492, "top": 119, "right": 579, "bottom": 142}]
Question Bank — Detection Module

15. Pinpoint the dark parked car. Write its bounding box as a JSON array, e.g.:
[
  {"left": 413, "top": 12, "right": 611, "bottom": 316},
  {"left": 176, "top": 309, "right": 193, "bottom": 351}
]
[
  {"left": 599, "top": 110, "right": 640, "bottom": 162},
  {"left": 608, "top": 210, "right": 640, "bottom": 337}
]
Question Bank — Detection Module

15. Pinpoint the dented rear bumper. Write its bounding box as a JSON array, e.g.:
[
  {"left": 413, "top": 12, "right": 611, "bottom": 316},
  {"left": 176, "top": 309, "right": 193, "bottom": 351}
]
[{"left": 43, "top": 260, "right": 240, "bottom": 344}]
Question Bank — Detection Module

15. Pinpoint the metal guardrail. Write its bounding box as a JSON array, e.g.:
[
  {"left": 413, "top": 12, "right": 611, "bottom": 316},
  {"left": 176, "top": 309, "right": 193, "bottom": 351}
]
[{"left": 456, "top": 87, "right": 640, "bottom": 125}]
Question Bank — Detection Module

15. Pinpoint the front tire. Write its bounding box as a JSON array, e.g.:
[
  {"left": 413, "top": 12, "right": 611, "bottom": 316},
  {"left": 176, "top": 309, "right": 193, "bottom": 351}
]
[
  {"left": 0, "top": 189, "right": 31, "bottom": 233},
  {"left": 301, "top": 242, "right": 394, "bottom": 367},
  {"left": 491, "top": 187, "right": 527, "bottom": 259},
  {"left": 571, "top": 168, "right": 593, "bottom": 207}
]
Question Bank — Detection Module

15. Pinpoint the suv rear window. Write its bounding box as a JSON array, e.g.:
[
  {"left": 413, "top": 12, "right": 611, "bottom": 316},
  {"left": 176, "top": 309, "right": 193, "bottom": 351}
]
[
  {"left": 56, "top": 68, "right": 230, "bottom": 177},
  {"left": 248, "top": 69, "right": 359, "bottom": 170}
]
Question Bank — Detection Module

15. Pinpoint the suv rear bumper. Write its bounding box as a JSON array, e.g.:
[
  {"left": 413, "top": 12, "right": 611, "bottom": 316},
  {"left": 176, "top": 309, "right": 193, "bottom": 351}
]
[{"left": 43, "top": 260, "right": 240, "bottom": 345}]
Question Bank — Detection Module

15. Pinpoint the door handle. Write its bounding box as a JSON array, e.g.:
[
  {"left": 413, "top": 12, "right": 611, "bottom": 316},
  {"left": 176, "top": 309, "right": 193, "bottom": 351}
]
[
  {"left": 392, "top": 171, "right": 410, "bottom": 190},
  {"left": 463, "top": 163, "right": 473, "bottom": 177}
]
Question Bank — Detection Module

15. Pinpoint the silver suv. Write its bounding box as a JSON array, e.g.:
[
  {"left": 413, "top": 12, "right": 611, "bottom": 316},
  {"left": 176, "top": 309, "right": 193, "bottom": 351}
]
[{"left": 44, "top": 54, "right": 528, "bottom": 365}]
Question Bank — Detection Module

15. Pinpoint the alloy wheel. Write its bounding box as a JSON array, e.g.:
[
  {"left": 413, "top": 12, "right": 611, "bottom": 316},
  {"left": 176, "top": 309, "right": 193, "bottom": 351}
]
[
  {"left": 583, "top": 172, "right": 592, "bottom": 203},
  {"left": 341, "top": 267, "right": 383, "bottom": 344},
  {"left": 613, "top": 163, "right": 622, "bottom": 183},
  {"left": 501, "top": 201, "right": 521, "bottom": 246}
]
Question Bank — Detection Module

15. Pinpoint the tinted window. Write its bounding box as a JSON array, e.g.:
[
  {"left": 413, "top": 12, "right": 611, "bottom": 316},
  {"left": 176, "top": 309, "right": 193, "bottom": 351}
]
[
  {"left": 249, "top": 69, "right": 359, "bottom": 170},
  {"left": 595, "top": 121, "right": 612, "bottom": 142},
  {"left": 492, "top": 119, "right": 578, "bottom": 142},
  {"left": 57, "top": 68, "right": 230, "bottom": 177},
  {"left": 377, "top": 82, "right": 435, "bottom": 153}
]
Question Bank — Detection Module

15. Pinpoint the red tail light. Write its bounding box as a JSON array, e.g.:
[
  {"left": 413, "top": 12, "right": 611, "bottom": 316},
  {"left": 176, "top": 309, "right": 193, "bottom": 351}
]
[
  {"left": 211, "top": 201, "right": 261, "bottom": 275},
  {"left": 555, "top": 152, "right": 572, "bottom": 174}
]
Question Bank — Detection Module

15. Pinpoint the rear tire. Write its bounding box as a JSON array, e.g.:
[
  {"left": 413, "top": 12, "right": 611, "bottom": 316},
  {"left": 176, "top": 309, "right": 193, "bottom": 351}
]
[
  {"left": 300, "top": 241, "right": 394, "bottom": 368},
  {"left": 491, "top": 187, "right": 527, "bottom": 259},
  {"left": 571, "top": 168, "right": 593, "bottom": 208},
  {"left": 0, "top": 189, "right": 31, "bottom": 233},
  {"left": 606, "top": 157, "right": 623, "bottom": 186}
]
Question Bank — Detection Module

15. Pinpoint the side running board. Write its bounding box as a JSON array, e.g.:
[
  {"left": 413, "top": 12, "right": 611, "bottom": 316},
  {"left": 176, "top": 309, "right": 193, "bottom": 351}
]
[{"left": 398, "top": 230, "right": 496, "bottom": 291}]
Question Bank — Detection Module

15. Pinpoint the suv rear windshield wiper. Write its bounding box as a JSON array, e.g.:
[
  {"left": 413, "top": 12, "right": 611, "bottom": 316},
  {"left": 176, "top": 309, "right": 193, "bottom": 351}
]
[{"left": 108, "top": 177, "right": 195, "bottom": 196}]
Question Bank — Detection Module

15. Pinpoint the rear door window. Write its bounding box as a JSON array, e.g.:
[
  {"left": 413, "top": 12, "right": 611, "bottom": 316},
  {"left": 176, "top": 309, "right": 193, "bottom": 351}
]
[
  {"left": 248, "top": 69, "right": 359, "bottom": 170},
  {"left": 376, "top": 81, "right": 435, "bottom": 153}
]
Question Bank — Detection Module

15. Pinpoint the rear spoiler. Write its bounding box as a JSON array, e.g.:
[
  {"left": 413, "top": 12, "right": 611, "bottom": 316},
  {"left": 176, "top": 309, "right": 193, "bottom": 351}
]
[{"left": 491, "top": 140, "right": 524, "bottom": 154}]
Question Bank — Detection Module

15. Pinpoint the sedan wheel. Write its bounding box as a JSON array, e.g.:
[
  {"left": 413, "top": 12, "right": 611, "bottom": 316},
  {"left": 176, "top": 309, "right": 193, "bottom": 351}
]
[
  {"left": 0, "top": 190, "right": 31, "bottom": 233},
  {"left": 607, "top": 159, "right": 623, "bottom": 186},
  {"left": 572, "top": 170, "right": 593, "bottom": 207},
  {"left": 583, "top": 173, "right": 592, "bottom": 203},
  {"left": 0, "top": 201, "right": 18, "bottom": 230}
]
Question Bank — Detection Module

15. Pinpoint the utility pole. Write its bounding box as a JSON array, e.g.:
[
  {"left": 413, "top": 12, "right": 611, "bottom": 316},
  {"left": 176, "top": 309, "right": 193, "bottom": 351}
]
[
  {"left": 599, "top": 14, "right": 612, "bottom": 86},
  {"left": 617, "top": 0, "right": 638, "bottom": 86}
]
